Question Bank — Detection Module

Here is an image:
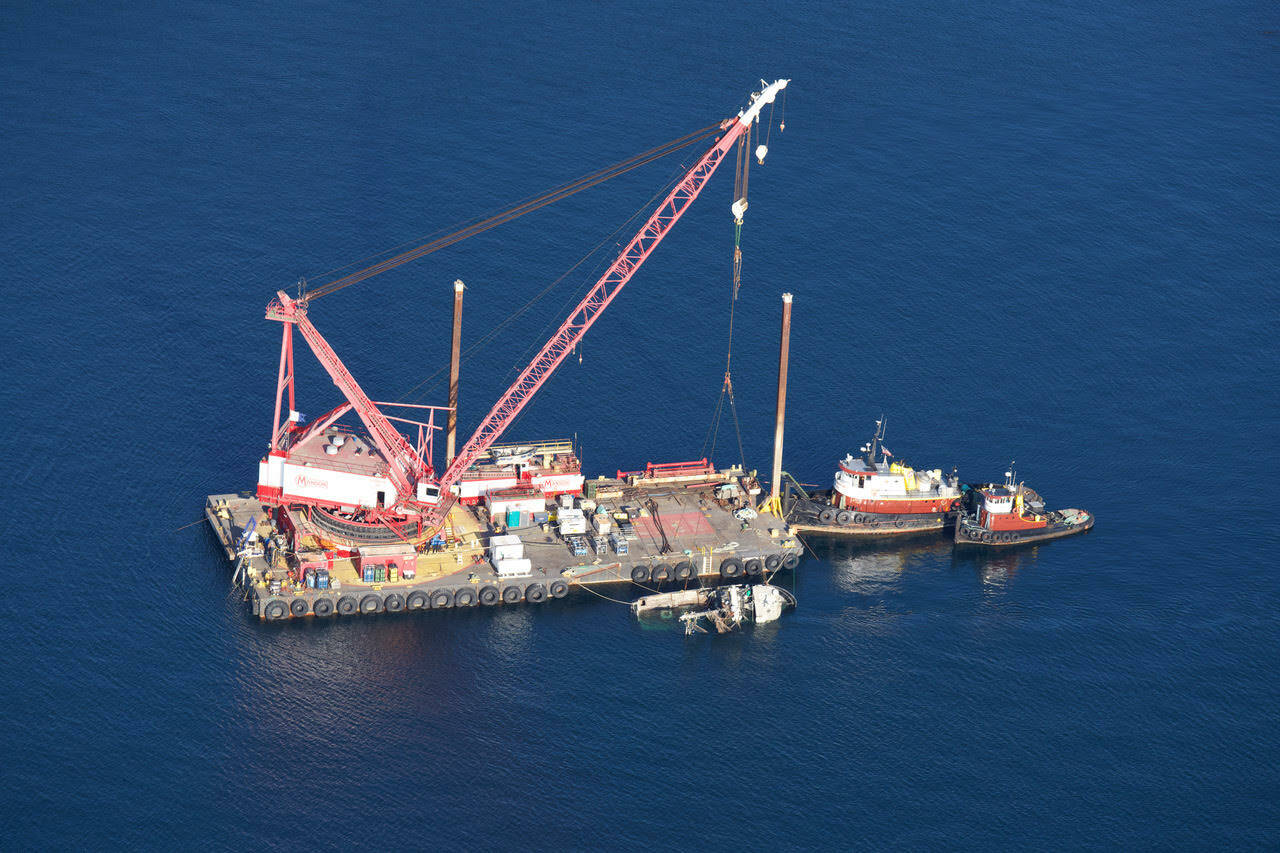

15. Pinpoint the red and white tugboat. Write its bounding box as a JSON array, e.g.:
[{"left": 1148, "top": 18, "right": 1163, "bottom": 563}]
[
  {"left": 954, "top": 466, "right": 1093, "bottom": 547},
  {"left": 788, "top": 420, "right": 962, "bottom": 536}
]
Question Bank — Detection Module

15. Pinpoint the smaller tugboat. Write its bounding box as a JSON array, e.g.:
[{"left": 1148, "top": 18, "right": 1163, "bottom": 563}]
[
  {"left": 955, "top": 465, "right": 1093, "bottom": 547},
  {"left": 787, "top": 419, "right": 962, "bottom": 536},
  {"left": 632, "top": 584, "right": 796, "bottom": 634}
]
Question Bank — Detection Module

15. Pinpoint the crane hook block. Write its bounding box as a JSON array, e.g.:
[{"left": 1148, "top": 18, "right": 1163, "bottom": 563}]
[
  {"left": 755, "top": 144, "right": 769, "bottom": 164},
  {"left": 731, "top": 198, "right": 748, "bottom": 221}
]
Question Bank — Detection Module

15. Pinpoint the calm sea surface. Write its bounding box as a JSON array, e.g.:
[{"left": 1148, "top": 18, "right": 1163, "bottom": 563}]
[{"left": 3, "top": 1, "right": 1277, "bottom": 848}]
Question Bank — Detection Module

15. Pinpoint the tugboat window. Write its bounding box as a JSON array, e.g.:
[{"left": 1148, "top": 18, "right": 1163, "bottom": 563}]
[{"left": 858, "top": 477, "right": 865, "bottom": 488}]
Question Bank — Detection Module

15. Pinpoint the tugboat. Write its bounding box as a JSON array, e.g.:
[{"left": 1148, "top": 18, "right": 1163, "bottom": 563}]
[
  {"left": 787, "top": 420, "right": 962, "bottom": 536},
  {"left": 955, "top": 465, "right": 1093, "bottom": 547}
]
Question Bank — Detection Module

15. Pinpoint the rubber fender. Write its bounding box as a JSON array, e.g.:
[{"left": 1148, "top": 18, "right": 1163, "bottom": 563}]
[
  {"left": 782, "top": 552, "right": 800, "bottom": 569},
  {"left": 1001, "top": 533, "right": 1013, "bottom": 543},
  {"left": 454, "top": 588, "right": 477, "bottom": 607},
  {"left": 360, "top": 594, "right": 382, "bottom": 614},
  {"left": 501, "top": 585, "right": 522, "bottom": 604},
  {"left": 651, "top": 563, "right": 673, "bottom": 583},
  {"left": 406, "top": 591, "right": 429, "bottom": 610},
  {"left": 895, "top": 519, "right": 905, "bottom": 528},
  {"left": 981, "top": 533, "right": 994, "bottom": 544},
  {"left": 818, "top": 508, "right": 837, "bottom": 524},
  {"left": 525, "top": 583, "right": 547, "bottom": 603},
  {"left": 336, "top": 596, "right": 357, "bottom": 615},
  {"left": 549, "top": 579, "right": 569, "bottom": 599},
  {"left": 263, "top": 599, "right": 287, "bottom": 620},
  {"left": 836, "top": 510, "right": 853, "bottom": 525},
  {"left": 430, "top": 589, "right": 454, "bottom": 609},
  {"left": 764, "top": 553, "right": 782, "bottom": 571},
  {"left": 720, "top": 558, "right": 744, "bottom": 578},
  {"left": 479, "top": 586, "right": 500, "bottom": 606},
  {"left": 743, "top": 558, "right": 763, "bottom": 576},
  {"left": 673, "top": 561, "right": 695, "bottom": 580},
  {"left": 383, "top": 593, "right": 405, "bottom": 612},
  {"left": 312, "top": 597, "right": 334, "bottom": 617},
  {"left": 630, "top": 565, "right": 651, "bottom": 584},
  {"left": 289, "top": 597, "right": 309, "bottom": 617}
]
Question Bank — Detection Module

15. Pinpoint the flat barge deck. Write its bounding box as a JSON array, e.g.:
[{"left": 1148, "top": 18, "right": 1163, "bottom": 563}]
[{"left": 208, "top": 473, "right": 803, "bottom": 620}]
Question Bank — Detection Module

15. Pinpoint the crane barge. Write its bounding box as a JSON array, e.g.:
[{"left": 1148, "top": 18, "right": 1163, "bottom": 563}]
[{"left": 207, "top": 79, "right": 805, "bottom": 620}]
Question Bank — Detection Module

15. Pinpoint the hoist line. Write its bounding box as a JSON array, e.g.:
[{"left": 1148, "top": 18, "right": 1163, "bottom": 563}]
[
  {"left": 302, "top": 122, "right": 724, "bottom": 302},
  {"left": 395, "top": 151, "right": 695, "bottom": 407}
]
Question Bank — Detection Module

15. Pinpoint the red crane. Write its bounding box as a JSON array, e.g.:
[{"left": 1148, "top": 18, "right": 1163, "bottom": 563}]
[{"left": 259, "top": 79, "right": 789, "bottom": 535}]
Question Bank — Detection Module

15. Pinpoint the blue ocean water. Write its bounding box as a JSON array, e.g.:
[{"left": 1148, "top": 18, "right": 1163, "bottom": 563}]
[{"left": 3, "top": 1, "right": 1277, "bottom": 848}]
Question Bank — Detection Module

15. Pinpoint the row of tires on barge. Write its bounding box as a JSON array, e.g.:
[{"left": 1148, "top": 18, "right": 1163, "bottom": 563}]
[
  {"left": 259, "top": 578, "right": 571, "bottom": 621},
  {"left": 627, "top": 552, "right": 801, "bottom": 585}
]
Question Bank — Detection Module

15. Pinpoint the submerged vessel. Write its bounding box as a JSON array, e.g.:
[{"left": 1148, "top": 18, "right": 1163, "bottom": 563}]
[
  {"left": 632, "top": 584, "right": 796, "bottom": 634},
  {"left": 954, "top": 468, "right": 1093, "bottom": 547},
  {"left": 788, "top": 420, "right": 961, "bottom": 536}
]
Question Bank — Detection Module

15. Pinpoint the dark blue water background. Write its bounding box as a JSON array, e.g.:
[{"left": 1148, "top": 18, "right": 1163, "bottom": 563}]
[{"left": 4, "top": 1, "right": 1277, "bottom": 848}]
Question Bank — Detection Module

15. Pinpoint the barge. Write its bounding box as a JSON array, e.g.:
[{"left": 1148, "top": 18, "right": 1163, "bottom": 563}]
[{"left": 208, "top": 457, "right": 802, "bottom": 620}]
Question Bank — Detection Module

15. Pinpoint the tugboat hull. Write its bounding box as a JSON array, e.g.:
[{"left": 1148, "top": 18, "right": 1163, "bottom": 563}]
[
  {"left": 789, "top": 493, "right": 953, "bottom": 537},
  {"left": 955, "top": 510, "right": 1093, "bottom": 547}
]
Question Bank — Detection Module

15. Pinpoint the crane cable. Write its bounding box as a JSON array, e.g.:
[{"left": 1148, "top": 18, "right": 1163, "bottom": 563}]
[
  {"left": 301, "top": 122, "right": 725, "bottom": 302},
  {"left": 393, "top": 151, "right": 695, "bottom": 407},
  {"left": 701, "top": 124, "right": 752, "bottom": 470}
]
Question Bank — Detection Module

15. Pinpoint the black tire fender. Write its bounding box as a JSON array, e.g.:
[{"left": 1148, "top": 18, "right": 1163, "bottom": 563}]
[
  {"left": 263, "top": 599, "right": 287, "bottom": 620},
  {"left": 454, "top": 588, "right": 477, "bottom": 607},
  {"left": 312, "top": 597, "right": 334, "bottom": 617},
  {"left": 384, "top": 593, "right": 405, "bottom": 612},
  {"left": 406, "top": 591, "right": 429, "bottom": 610},
  {"left": 673, "top": 561, "right": 695, "bottom": 581},
  {"left": 720, "top": 558, "right": 744, "bottom": 578},
  {"left": 836, "top": 510, "right": 853, "bottom": 525},
  {"left": 501, "top": 585, "right": 522, "bottom": 604},
  {"left": 525, "top": 583, "right": 547, "bottom": 603},
  {"left": 549, "top": 580, "right": 569, "bottom": 599},
  {"left": 853, "top": 513, "right": 866, "bottom": 524},
  {"left": 818, "top": 508, "right": 837, "bottom": 524},
  {"left": 430, "top": 589, "right": 454, "bottom": 609},
  {"left": 782, "top": 552, "right": 800, "bottom": 569},
  {"left": 630, "top": 565, "right": 651, "bottom": 584},
  {"left": 359, "top": 594, "right": 382, "bottom": 614},
  {"left": 895, "top": 519, "right": 905, "bottom": 528},
  {"left": 764, "top": 554, "right": 782, "bottom": 571},
  {"left": 651, "top": 563, "right": 673, "bottom": 583},
  {"left": 479, "top": 586, "right": 500, "bottom": 606},
  {"left": 289, "top": 597, "right": 309, "bottom": 617},
  {"left": 744, "top": 558, "right": 763, "bottom": 576},
  {"left": 336, "top": 596, "right": 357, "bottom": 615}
]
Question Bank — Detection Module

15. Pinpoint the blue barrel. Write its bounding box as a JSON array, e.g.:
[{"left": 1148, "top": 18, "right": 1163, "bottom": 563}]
[
  {"left": 317, "top": 569, "right": 330, "bottom": 590},
  {"left": 362, "top": 565, "right": 374, "bottom": 583}
]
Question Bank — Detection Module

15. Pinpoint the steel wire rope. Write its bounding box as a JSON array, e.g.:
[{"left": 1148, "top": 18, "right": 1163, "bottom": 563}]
[
  {"left": 394, "top": 155, "right": 690, "bottom": 411},
  {"left": 469, "top": 155, "right": 698, "bottom": 441},
  {"left": 304, "top": 122, "right": 720, "bottom": 288},
  {"left": 394, "top": 159, "right": 691, "bottom": 412},
  {"left": 302, "top": 123, "right": 724, "bottom": 301}
]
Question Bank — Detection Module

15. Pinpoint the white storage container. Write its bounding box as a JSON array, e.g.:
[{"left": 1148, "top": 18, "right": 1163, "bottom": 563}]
[
  {"left": 558, "top": 507, "right": 587, "bottom": 535},
  {"left": 494, "top": 557, "right": 533, "bottom": 578}
]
